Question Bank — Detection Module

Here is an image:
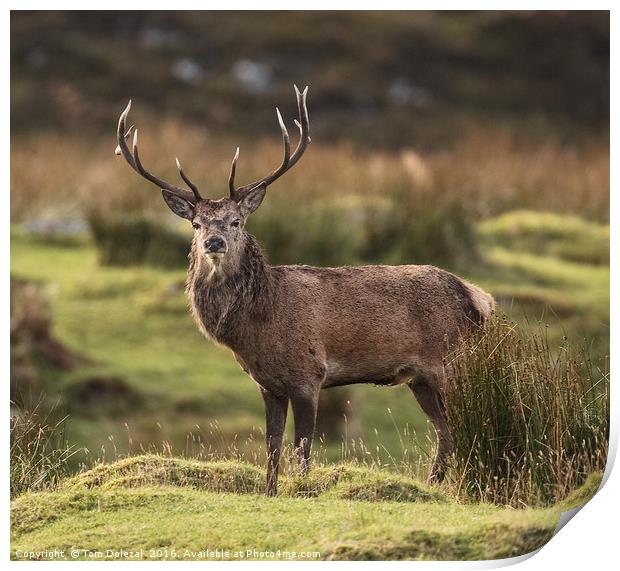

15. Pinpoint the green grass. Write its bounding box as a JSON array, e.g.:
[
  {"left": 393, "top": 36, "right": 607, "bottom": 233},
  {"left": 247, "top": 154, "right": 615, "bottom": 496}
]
[
  {"left": 476, "top": 247, "right": 609, "bottom": 364},
  {"left": 11, "top": 455, "right": 602, "bottom": 561},
  {"left": 479, "top": 210, "right": 609, "bottom": 265},
  {"left": 478, "top": 211, "right": 609, "bottom": 336},
  {"left": 475, "top": 212, "right": 609, "bottom": 357}
]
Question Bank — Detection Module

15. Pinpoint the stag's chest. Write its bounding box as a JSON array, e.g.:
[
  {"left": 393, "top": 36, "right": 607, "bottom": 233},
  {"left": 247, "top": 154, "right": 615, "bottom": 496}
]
[
  {"left": 187, "top": 289, "right": 285, "bottom": 394},
  {"left": 230, "top": 349, "right": 292, "bottom": 397},
  {"left": 187, "top": 278, "right": 236, "bottom": 343}
]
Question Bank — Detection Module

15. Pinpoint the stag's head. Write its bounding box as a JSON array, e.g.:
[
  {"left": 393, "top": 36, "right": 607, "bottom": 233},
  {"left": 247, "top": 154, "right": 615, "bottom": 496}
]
[{"left": 115, "top": 86, "right": 310, "bottom": 268}]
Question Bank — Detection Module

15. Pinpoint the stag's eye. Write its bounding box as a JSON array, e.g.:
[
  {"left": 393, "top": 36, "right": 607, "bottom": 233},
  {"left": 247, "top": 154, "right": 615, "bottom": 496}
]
[
  {"left": 230, "top": 219, "right": 241, "bottom": 228},
  {"left": 192, "top": 222, "right": 201, "bottom": 230}
]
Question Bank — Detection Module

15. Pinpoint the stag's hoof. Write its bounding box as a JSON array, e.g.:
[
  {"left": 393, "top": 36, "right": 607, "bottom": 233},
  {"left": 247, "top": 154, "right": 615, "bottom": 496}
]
[{"left": 427, "top": 467, "right": 447, "bottom": 486}]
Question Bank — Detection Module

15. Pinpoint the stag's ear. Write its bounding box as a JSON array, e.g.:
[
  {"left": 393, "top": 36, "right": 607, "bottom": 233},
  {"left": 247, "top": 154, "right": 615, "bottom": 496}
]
[
  {"left": 239, "top": 183, "right": 267, "bottom": 217},
  {"left": 162, "top": 189, "right": 195, "bottom": 220}
]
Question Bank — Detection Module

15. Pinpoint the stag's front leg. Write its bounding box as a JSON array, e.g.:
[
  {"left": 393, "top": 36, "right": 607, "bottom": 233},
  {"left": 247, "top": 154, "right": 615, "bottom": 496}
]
[
  {"left": 290, "top": 388, "right": 320, "bottom": 475},
  {"left": 260, "top": 388, "right": 288, "bottom": 496}
]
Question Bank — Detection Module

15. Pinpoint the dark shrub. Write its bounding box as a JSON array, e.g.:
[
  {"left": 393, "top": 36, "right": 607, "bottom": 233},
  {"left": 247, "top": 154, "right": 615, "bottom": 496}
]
[
  {"left": 361, "top": 185, "right": 479, "bottom": 270},
  {"left": 247, "top": 198, "right": 362, "bottom": 267},
  {"left": 88, "top": 213, "right": 190, "bottom": 268}
]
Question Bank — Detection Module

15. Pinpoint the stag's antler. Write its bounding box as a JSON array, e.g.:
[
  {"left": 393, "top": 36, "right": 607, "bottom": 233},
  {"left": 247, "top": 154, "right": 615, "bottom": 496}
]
[
  {"left": 229, "top": 85, "right": 311, "bottom": 202},
  {"left": 115, "top": 100, "right": 202, "bottom": 203}
]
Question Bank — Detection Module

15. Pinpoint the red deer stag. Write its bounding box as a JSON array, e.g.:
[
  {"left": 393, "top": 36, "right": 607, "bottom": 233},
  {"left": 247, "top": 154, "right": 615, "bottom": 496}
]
[{"left": 115, "top": 86, "right": 495, "bottom": 495}]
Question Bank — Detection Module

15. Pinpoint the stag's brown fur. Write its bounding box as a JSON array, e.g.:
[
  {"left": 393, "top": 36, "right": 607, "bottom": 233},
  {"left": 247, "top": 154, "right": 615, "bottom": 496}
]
[{"left": 115, "top": 88, "right": 495, "bottom": 496}]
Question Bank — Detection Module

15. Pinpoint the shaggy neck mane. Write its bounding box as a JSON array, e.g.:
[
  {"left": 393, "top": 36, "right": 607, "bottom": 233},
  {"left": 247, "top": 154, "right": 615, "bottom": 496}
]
[{"left": 186, "top": 233, "right": 273, "bottom": 347}]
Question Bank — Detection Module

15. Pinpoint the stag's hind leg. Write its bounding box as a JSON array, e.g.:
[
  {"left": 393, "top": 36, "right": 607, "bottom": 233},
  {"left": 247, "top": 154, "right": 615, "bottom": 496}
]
[
  {"left": 408, "top": 372, "right": 453, "bottom": 484},
  {"left": 290, "top": 387, "right": 320, "bottom": 475}
]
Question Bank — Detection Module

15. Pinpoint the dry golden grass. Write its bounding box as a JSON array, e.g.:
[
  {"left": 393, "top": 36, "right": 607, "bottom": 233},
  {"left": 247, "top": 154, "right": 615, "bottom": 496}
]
[
  {"left": 11, "top": 115, "right": 609, "bottom": 223},
  {"left": 429, "top": 129, "right": 609, "bottom": 220}
]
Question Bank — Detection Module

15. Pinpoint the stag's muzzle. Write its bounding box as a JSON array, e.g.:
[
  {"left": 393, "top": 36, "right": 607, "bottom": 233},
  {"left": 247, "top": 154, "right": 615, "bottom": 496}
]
[{"left": 204, "top": 237, "right": 227, "bottom": 254}]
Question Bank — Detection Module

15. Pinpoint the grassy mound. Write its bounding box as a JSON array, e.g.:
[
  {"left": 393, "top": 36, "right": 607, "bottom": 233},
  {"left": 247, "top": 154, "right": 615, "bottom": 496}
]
[
  {"left": 63, "top": 455, "right": 445, "bottom": 503},
  {"left": 11, "top": 456, "right": 602, "bottom": 561}
]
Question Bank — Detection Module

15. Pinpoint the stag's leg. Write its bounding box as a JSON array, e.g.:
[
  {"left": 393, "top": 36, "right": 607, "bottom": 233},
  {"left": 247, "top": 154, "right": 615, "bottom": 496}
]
[
  {"left": 290, "top": 388, "right": 320, "bottom": 475},
  {"left": 408, "top": 374, "right": 453, "bottom": 484},
  {"left": 261, "top": 389, "right": 288, "bottom": 496}
]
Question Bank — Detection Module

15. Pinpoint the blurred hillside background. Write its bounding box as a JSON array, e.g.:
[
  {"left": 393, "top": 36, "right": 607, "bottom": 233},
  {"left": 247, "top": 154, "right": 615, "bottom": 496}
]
[{"left": 10, "top": 11, "right": 609, "bottom": 470}]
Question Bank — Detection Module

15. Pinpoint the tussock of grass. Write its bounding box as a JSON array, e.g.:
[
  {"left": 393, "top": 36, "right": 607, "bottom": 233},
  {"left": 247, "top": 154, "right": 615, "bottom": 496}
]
[
  {"left": 322, "top": 525, "right": 554, "bottom": 561},
  {"left": 10, "top": 402, "right": 76, "bottom": 498},
  {"left": 280, "top": 464, "right": 444, "bottom": 502},
  {"left": 333, "top": 472, "right": 442, "bottom": 503},
  {"left": 446, "top": 315, "right": 609, "bottom": 506}
]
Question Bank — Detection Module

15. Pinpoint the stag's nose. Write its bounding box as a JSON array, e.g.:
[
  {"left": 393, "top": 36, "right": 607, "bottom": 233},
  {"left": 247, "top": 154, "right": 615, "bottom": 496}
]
[{"left": 205, "top": 237, "right": 226, "bottom": 253}]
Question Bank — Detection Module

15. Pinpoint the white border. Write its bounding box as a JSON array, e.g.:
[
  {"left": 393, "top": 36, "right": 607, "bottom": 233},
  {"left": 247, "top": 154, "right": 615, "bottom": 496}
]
[{"left": 4, "top": 4, "right": 615, "bottom": 569}]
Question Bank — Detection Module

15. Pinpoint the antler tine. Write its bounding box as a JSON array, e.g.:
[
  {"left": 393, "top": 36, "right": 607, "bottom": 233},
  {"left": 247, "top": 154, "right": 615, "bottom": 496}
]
[
  {"left": 116, "top": 100, "right": 138, "bottom": 169},
  {"left": 276, "top": 107, "right": 292, "bottom": 166},
  {"left": 175, "top": 158, "right": 202, "bottom": 202},
  {"left": 287, "top": 84, "right": 311, "bottom": 169},
  {"left": 115, "top": 100, "right": 198, "bottom": 204},
  {"left": 228, "top": 147, "right": 240, "bottom": 200},
  {"left": 232, "top": 85, "right": 311, "bottom": 200},
  {"left": 115, "top": 124, "right": 135, "bottom": 156}
]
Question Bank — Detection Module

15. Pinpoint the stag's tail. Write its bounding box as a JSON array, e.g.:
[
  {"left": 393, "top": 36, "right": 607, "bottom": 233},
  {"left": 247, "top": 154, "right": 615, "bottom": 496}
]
[{"left": 463, "top": 281, "right": 495, "bottom": 325}]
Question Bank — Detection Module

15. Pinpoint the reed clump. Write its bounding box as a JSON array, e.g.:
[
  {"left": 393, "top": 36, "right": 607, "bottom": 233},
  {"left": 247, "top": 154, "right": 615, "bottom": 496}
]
[{"left": 445, "top": 315, "right": 609, "bottom": 507}]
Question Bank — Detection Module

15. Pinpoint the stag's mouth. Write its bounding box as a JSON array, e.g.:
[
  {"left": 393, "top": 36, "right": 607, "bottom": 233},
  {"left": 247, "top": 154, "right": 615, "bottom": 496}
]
[{"left": 204, "top": 251, "right": 227, "bottom": 280}]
